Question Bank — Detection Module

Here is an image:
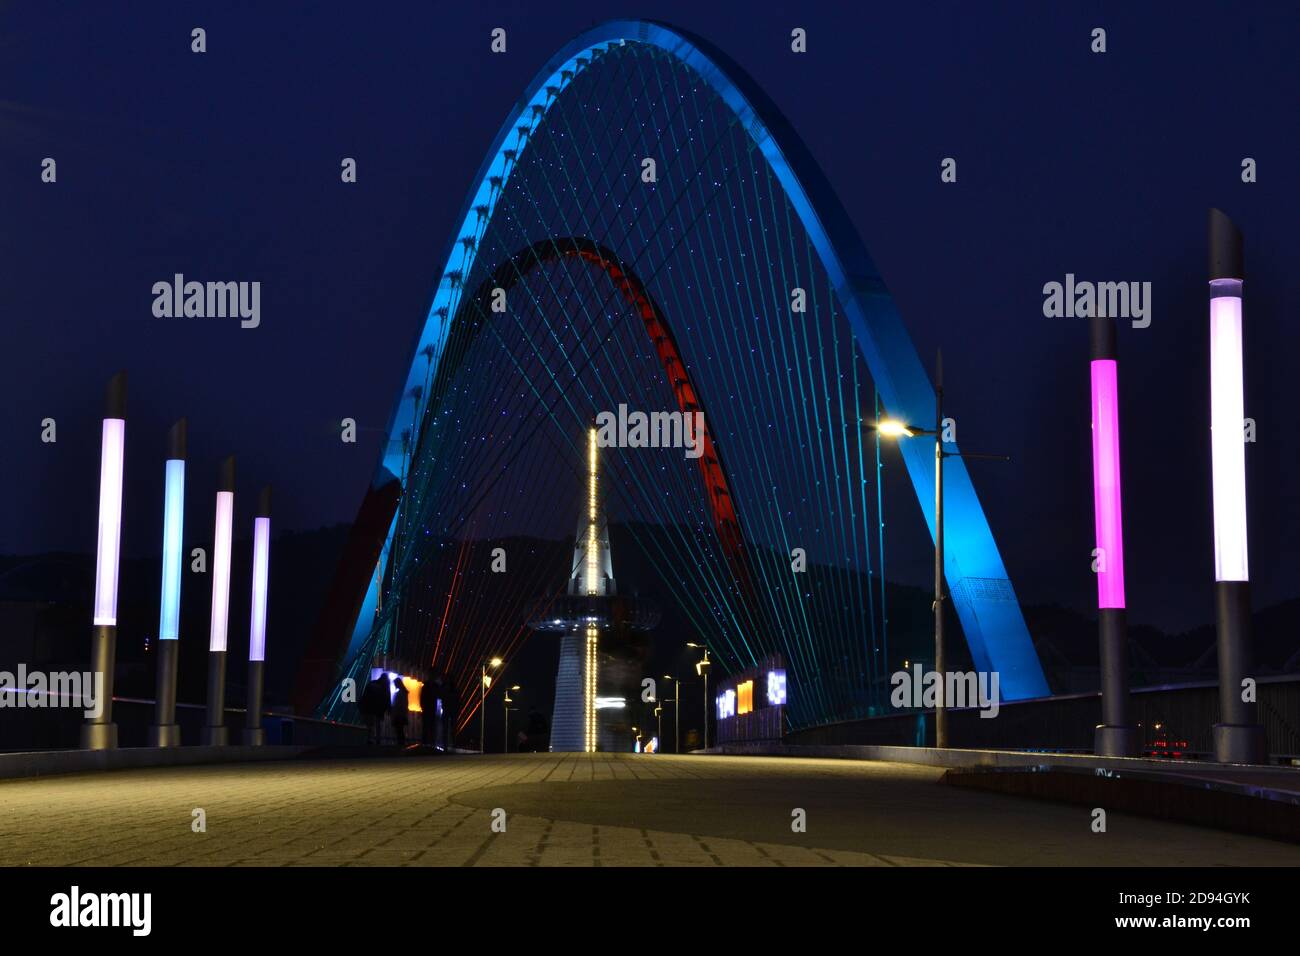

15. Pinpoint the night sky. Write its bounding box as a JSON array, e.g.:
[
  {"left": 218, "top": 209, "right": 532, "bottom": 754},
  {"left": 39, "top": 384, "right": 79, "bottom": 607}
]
[{"left": 3, "top": 1, "right": 1298, "bottom": 635}]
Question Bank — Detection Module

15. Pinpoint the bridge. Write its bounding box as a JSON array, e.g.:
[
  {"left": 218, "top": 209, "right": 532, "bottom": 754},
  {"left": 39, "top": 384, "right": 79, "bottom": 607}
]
[{"left": 3, "top": 16, "right": 1298, "bottom": 884}]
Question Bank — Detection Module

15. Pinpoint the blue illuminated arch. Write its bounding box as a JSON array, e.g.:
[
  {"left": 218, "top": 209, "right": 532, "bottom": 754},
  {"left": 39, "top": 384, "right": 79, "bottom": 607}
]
[{"left": 352, "top": 20, "right": 1049, "bottom": 701}]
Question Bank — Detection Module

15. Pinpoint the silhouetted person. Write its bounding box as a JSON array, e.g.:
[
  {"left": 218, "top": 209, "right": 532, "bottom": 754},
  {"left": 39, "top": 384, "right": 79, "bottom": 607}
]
[
  {"left": 360, "top": 675, "right": 391, "bottom": 745},
  {"left": 391, "top": 677, "right": 409, "bottom": 747}
]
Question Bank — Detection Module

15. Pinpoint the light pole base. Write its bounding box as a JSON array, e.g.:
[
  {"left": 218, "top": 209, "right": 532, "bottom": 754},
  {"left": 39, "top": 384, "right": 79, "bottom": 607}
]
[
  {"left": 1094, "top": 724, "right": 1139, "bottom": 757},
  {"left": 1213, "top": 723, "right": 1265, "bottom": 764},
  {"left": 201, "top": 726, "right": 228, "bottom": 747},
  {"left": 149, "top": 724, "right": 182, "bottom": 748},
  {"left": 242, "top": 727, "right": 266, "bottom": 746},
  {"left": 80, "top": 722, "right": 118, "bottom": 751}
]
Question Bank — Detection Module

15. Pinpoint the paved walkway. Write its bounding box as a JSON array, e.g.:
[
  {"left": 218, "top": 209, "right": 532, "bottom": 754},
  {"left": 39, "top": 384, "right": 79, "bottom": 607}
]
[{"left": 1, "top": 753, "right": 1296, "bottom": 866}]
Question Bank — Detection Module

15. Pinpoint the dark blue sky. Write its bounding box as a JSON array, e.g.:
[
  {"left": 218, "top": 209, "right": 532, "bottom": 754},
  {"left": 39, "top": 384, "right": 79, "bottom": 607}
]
[{"left": 3, "top": 1, "right": 1297, "bottom": 633}]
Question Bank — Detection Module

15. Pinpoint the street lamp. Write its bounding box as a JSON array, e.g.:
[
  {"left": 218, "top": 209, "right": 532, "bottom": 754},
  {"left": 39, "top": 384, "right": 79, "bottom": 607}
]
[
  {"left": 150, "top": 419, "right": 185, "bottom": 748},
  {"left": 662, "top": 675, "right": 680, "bottom": 754},
  {"left": 654, "top": 703, "right": 663, "bottom": 753},
  {"left": 203, "top": 455, "right": 236, "bottom": 747},
  {"left": 1208, "top": 207, "right": 1264, "bottom": 764},
  {"left": 687, "top": 643, "right": 711, "bottom": 750},
  {"left": 503, "top": 684, "right": 520, "bottom": 753},
  {"left": 867, "top": 350, "right": 1008, "bottom": 750},
  {"left": 83, "top": 372, "right": 127, "bottom": 751},
  {"left": 1091, "top": 308, "right": 1137, "bottom": 756},
  {"left": 480, "top": 656, "right": 502, "bottom": 753},
  {"left": 244, "top": 486, "right": 272, "bottom": 746}
]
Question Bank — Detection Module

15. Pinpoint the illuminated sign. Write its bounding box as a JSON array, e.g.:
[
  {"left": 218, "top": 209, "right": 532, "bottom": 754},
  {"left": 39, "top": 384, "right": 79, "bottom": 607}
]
[
  {"left": 716, "top": 689, "right": 736, "bottom": 719},
  {"left": 767, "top": 670, "right": 787, "bottom": 705},
  {"left": 737, "top": 680, "right": 754, "bottom": 716}
]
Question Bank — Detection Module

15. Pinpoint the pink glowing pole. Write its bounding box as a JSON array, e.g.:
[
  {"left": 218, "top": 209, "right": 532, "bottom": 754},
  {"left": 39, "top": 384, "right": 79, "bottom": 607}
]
[
  {"left": 1090, "top": 360, "right": 1125, "bottom": 609},
  {"left": 1090, "top": 318, "right": 1136, "bottom": 756}
]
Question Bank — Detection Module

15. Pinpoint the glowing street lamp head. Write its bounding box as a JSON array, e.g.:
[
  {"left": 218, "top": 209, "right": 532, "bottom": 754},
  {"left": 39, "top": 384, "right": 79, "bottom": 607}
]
[
  {"left": 158, "top": 420, "right": 187, "bottom": 640},
  {"left": 208, "top": 456, "right": 236, "bottom": 652},
  {"left": 248, "top": 486, "right": 272, "bottom": 662},
  {"left": 489, "top": 656, "right": 503, "bottom": 668},
  {"left": 93, "top": 418, "right": 126, "bottom": 627},
  {"left": 1090, "top": 359, "right": 1126, "bottom": 608},
  {"left": 92, "top": 372, "right": 128, "bottom": 627},
  {"left": 876, "top": 419, "right": 914, "bottom": 438},
  {"left": 1208, "top": 208, "right": 1248, "bottom": 583}
]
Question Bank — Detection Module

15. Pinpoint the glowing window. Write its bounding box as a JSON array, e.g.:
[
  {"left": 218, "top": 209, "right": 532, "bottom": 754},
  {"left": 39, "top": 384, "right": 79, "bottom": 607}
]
[
  {"left": 737, "top": 680, "right": 754, "bottom": 715},
  {"left": 767, "top": 670, "right": 787, "bottom": 705},
  {"left": 716, "top": 689, "right": 736, "bottom": 720}
]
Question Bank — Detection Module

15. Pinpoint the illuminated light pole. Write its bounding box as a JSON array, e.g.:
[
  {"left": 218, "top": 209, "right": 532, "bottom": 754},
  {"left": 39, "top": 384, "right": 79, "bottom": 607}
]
[
  {"left": 149, "top": 419, "right": 186, "bottom": 747},
  {"left": 869, "top": 351, "right": 1009, "bottom": 750},
  {"left": 1090, "top": 316, "right": 1138, "bottom": 757},
  {"left": 82, "top": 372, "right": 127, "bottom": 751},
  {"left": 503, "top": 684, "right": 520, "bottom": 752},
  {"left": 654, "top": 702, "right": 662, "bottom": 753},
  {"left": 662, "top": 675, "right": 680, "bottom": 754},
  {"left": 244, "top": 486, "right": 271, "bottom": 746},
  {"left": 202, "top": 456, "right": 235, "bottom": 746},
  {"left": 480, "top": 656, "right": 502, "bottom": 753},
  {"left": 688, "top": 643, "right": 710, "bottom": 750},
  {"left": 1208, "top": 208, "right": 1265, "bottom": 764}
]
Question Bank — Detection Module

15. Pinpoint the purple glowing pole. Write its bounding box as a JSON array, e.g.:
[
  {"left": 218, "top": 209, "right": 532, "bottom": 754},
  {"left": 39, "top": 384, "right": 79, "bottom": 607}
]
[
  {"left": 244, "top": 486, "right": 271, "bottom": 745},
  {"left": 1090, "top": 318, "right": 1136, "bottom": 756}
]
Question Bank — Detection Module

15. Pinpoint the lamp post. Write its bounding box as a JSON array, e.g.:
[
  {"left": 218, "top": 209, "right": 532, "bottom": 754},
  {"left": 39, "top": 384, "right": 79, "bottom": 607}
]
[
  {"left": 480, "top": 656, "right": 502, "bottom": 753},
  {"left": 1090, "top": 312, "right": 1138, "bottom": 756},
  {"left": 150, "top": 419, "right": 186, "bottom": 747},
  {"left": 662, "top": 675, "right": 680, "bottom": 754},
  {"left": 244, "top": 486, "right": 271, "bottom": 746},
  {"left": 203, "top": 455, "right": 236, "bottom": 746},
  {"left": 868, "top": 351, "right": 1008, "bottom": 750},
  {"left": 503, "top": 684, "right": 520, "bottom": 753},
  {"left": 654, "top": 703, "right": 663, "bottom": 753},
  {"left": 83, "top": 372, "right": 127, "bottom": 751},
  {"left": 1208, "top": 208, "right": 1265, "bottom": 764},
  {"left": 688, "top": 643, "right": 711, "bottom": 750}
]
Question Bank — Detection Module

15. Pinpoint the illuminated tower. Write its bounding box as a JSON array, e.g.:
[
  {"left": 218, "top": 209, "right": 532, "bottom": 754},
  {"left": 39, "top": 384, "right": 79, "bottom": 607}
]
[
  {"left": 531, "top": 426, "right": 655, "bottom": 752},
  {"left": 563, "top": 428, "right": 613, "bottom": 751}
]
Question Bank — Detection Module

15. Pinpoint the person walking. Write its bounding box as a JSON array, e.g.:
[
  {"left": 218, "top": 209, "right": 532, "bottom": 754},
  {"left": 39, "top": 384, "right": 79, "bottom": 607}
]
[
  {"left": 360, "top": 673, "right": 391, "bottom": 745},
  {"left": 390, "top": 677, "right": 410, "bottom": 748}
]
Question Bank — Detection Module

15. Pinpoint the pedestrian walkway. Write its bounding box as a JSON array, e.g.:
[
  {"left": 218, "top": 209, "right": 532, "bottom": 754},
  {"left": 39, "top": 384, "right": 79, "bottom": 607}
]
[{"left": 0, "top": 753, "right": 1295, "bottom": 866}]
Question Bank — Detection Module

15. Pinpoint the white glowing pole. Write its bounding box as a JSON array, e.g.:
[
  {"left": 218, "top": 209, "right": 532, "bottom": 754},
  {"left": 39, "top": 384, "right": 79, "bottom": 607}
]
[
  {"left": 203, "top": 456, "right": 236, "bottom": 746},
  {"left": 82, "top": 372, "right": 127, "bottom": 750},
  {"left": 1207, "top": 208, "right": 1264, "bottom": 764},
  {"left": 244, "top": 486, "right": 271, "bottom": 745},
  {"left": 150, "top": 420, "right": 187, "bottom": 747}
]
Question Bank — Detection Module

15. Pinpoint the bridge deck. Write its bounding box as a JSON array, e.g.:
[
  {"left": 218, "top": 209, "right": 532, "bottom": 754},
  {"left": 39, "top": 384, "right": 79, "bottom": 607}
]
[{"left": 1, "top": 753, "right": 1296, "bottom": 866}]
